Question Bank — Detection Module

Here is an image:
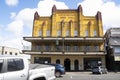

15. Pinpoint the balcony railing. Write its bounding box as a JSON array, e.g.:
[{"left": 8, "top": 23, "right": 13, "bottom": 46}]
[{"left": 23, "top": 49, "right": 105, "bottom": 52}]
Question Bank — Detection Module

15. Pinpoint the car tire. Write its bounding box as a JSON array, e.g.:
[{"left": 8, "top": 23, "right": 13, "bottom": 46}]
[{"left": 55, "top": 71, "right": 61, "bottom": 77}]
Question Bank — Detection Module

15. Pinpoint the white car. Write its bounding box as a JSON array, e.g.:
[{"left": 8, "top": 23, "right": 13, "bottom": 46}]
[{"left": 0, "top": 56, "right": 55, "bottom": 80}]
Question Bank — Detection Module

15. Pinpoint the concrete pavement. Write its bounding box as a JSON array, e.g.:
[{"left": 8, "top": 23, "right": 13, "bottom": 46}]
[{"left": 56, "top": 72, "right": 120, "bottom": 80}]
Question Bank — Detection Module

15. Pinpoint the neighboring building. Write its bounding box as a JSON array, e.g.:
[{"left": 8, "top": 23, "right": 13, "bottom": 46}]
[
  {"left": 0, "top": 46, "right": 31, "bottom": 59},
  {"left": 0, "top": 46, "right": 21, "bottom": 55},
  {"left": 23, "top": 5, "right": 106, "bottom": 71},
  {"left": 105, "top": 28, "right": 120, "bottom": 71}
]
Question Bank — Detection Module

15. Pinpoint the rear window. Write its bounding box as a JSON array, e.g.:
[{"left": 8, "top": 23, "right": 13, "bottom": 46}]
[
  {"left": 7, "top": 59, "right": 24, "bottom": 72},
  {"left": 0, "top": 59, "right": 3, "bottom": 73}
]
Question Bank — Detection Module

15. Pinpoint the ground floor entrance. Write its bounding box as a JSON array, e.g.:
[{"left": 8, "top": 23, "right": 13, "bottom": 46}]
[
  {"left": 64, "top": 58, "right": 71, "bottom": 71},
  {"left": 84, "top": 58, "right": 101, "bottom": 70},
  {"left": 32, "top": 55, "right": 106, "bottom": 71}
]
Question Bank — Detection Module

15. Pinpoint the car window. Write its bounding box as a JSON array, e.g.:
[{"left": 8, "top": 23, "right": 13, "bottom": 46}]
[
  {"left": 7, "top": 59, "right": 24, "bottom": 72},
  {"left": 0, "top": 59, "right": 3, "bottom": 73}
]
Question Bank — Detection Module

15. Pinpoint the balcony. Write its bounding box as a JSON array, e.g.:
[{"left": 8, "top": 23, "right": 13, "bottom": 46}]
[
  {"left": 23, "top": 47, "right": 106, "bottom": 55},
  {"left": 23, "top": 37, "right": 105, "bottom": 43}
]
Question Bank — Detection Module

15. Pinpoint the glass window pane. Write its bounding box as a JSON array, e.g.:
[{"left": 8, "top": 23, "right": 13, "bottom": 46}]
[
  {"left": 94, "top": 30, "right": 97, "bottom": 36},
  {"left": 66, "top": 30, "right": 69, "bottom": 36},
  {"left": 57, "top": 30, "right": 61, "bottom": 36},
  {"left": 36, "top": 45, "right": 41, "bottom": 51},
  {"left": 85, "top": 30, "right": 89, "bottom": 36},
  {"left": 115, "top": 47, "right": 120, "bottom": 53},
  {"left": 46, "top": 30, "right": 50, "bottom": 36},
  {"left": 7, "top": 59, "right": 24, "bottom": 71},
  {"left": 38, "top": 30, "right": 42, "bottom": 36},
  {"left": 74, "top": 30, "right": 78, "bottom": 36}
]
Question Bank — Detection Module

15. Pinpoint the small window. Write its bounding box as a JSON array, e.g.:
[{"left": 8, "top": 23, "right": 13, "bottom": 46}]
[
  {"left": 74, "top": 30, "right": 78, "bottom": 37},
  {"left": 7, "top": 59, "right": 24, "bottom": 72},
  {"left": 38, "top": 30, "right": 42, "bottom": 36},
  {"left": 5, "top": 51, "right": 7, "bottom": 54},
  {"left": 66, "top": 30, "right": 69, "bottom": 36},
  {"left": 94, "top": 30, "right": 97, "bottom": 36},
  {"left": 57, "top": 30, "right": 61, "bottom": 36},
  {"left": 15, "top": 53, "right": 17, "bottom": 55},
  {"left": 36, "top": 45, "right": 41, "bottom": 51},
  {"left": 0, "top": 59, "right": 3, "bottom": 73},
  {"left": 10, "top": 52, "right": 12, "bottom": 55},
  {"left": 46, "top": 30, "right": 50, "bottom": 36},
  {"left": 85, "top": 30, "right": 89, "bottom": 36}
]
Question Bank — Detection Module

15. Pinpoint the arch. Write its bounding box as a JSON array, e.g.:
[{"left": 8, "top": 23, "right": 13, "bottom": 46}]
[
  {"left": 56, "top": 59, "right": 60, "bottom": 64},
  {"left": 74, "top": 59, "right": 79, "bottom": 71},
  {"left": 64, "top": 58, "right": 71, "bottom": 71}
]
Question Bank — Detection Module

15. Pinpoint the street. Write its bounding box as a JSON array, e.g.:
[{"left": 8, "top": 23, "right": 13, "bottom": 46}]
[{"left": 56, "top": 72, "right": 120, "bottom": 80}]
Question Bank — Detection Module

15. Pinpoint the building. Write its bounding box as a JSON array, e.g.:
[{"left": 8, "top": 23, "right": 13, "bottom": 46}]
[
  {"left": 105, "top": 28, "right": 120, "bottom": 71},
  {"left": 0, "top": 46, "right": 21, "bottom": 55},
  {"left": 0, "top": 46, "right": 31, "bottom": 59},
  {"left": 23, "top": 5, "right": 106, "bottom": 71}
]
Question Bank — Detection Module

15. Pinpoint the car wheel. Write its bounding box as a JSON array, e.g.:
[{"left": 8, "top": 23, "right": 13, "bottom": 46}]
[{"left": 55, "top": 71, "right": 61, "bottom": 77}]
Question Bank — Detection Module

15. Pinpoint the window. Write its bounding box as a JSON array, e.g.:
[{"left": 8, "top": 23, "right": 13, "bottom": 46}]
[
  {"left": 36, "top": 45, "right": 41, "bottom": 51},
  {"left": 46, "top": 30, "right": 50, "bottom": 36},
  {"left": 7, "top": 59, "right": 24, "bottom": 71},
  {"left": 38, "top": 30, "right": 42, "bottom": 36},
  {"left": 74, "top": 30, "right": 78, "bottom": 37},
  {"left": 85, "top": 45, "right": 89, "bottom": 51},
  {"left": 85, "top": 30, "right": 89, "bottom": 36},
  {"left": 0, "top": 59, "right": 3, "bottom": 73},
  {"left": 57, "top": 30, "right": 61, "bottom": 36},
  {"left": 56, "top": 59, "right": 60, "bottom": 64},
  {"left": 94, "top": 30, "right": 97, "bottom": 36},
  {"left": 15, "top": 53, "right": 17, "bottom": 55},
  {"left": 10, "top": 52, "right": 12, "bottom": 55},
  {"left": 94, "top": 45, "right": 99, "bottom": 51},
  {"left": 56, "top": 45, "right": 62, "bottom": 51},
  {"left": 114, "top": 46, "right": 120, "bottom": 53},
  {"left": 46, "top": 45, "right": 50, "bottom": 51},
  {"left": 66, "top": 30, "right": 69, "bottom": 36},
  {"left": 5, "top": 51, "right": 7, "bottom": 54},
  {"left": 65, "top": 45, "right": 70, "bottom": 51},
  {"left": 74, "top": 46, "right": 79, "bottom": 51}
]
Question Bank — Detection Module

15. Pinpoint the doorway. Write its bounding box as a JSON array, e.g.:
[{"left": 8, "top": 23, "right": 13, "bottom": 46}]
[
  {"left": 74, "top": 60, "right": 79, "bottom": 71},
  {"left": 64, "top": 58, "right": 71, "bottom": 71}
]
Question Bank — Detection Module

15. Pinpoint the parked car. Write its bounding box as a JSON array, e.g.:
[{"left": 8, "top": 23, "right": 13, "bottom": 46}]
[
  {"left": 92, "top": 66, "right": 108, "bottom": 74},
  {"left": 0, "top": 56, "right": 55, "bottom": 80},
  {"left": 50, "top": 64, "right": 65, "bottom": 77}
]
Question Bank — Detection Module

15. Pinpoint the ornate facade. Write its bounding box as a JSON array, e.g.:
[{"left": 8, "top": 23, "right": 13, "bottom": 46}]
[{"left": 23, "top": 5, "right": 106, "bottom": 71}]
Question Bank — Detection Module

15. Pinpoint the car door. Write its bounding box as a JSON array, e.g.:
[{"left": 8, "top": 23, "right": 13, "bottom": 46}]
[{"left": 4, "top": 58, "right": 28, "bottom": 80}]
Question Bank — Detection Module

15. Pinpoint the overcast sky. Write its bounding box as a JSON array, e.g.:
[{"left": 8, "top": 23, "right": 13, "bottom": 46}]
[{"left": 0, "top": 0, "right": 120, "bottom": 50}]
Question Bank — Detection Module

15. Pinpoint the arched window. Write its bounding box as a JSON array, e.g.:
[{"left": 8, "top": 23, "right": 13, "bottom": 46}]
[
  {"left": 74, "top": 59, "right": 79, "bottom": 71},
  {"left": 56, "top": 59, "right": 60, "bottom": 64}
]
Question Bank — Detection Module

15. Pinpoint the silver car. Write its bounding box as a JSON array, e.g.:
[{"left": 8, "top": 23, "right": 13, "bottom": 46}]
[{"left": 92, "top": 66, "right": 108, "bottom": 74}]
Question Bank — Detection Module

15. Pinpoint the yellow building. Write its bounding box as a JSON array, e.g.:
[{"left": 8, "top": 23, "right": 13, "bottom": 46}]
[{"left": 23, "top": 5, "right": 106, "bottom": 71}]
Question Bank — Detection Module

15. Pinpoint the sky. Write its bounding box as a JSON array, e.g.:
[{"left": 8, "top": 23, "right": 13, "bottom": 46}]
[{"left": 0, "top": 0, "right": 120, "bottom": 50}]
